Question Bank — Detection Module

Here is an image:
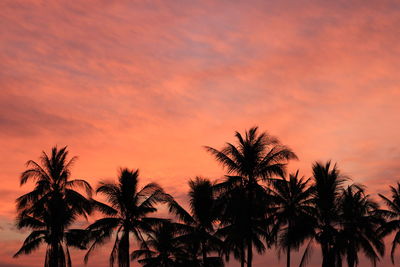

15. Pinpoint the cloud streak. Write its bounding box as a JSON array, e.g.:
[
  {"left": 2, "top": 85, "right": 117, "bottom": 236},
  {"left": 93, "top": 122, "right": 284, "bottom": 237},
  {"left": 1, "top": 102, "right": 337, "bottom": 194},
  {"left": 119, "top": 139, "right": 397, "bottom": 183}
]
[{"left": 0, "top": 0, "right": 399, "bottom": 266}]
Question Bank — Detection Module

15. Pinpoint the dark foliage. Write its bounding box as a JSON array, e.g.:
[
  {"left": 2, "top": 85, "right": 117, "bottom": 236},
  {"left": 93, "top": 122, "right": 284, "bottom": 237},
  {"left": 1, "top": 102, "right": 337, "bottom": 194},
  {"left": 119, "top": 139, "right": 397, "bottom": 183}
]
[
  {"left": 13, "top": 129, "right": 397, "bottom": 267},
  {"left": 14, "top": 146, "right": 93, "bottom": 267}
]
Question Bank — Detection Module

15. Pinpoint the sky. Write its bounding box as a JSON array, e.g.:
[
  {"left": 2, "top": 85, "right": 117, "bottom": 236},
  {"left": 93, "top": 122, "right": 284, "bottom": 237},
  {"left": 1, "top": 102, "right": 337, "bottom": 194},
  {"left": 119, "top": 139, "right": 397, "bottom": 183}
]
[{"left": 0, "top": 0, "right": 400, "bottom": 266}]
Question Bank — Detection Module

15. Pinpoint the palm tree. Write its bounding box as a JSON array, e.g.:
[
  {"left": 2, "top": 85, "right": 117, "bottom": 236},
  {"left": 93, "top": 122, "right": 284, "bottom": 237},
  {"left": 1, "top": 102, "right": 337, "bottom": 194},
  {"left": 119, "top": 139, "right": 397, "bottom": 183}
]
[
  {"left": 303, "top": 161, "right": 347, "bottom": 267},
  {"left": 337, "top": 185, "right": 384, "bottom": 267},
  {"left": 85, "top": 168, "right": 170, "bottom": 267},
  {"left": 378, "top": 182, "right": 400, "bottom": 264},
  {"left": 269, "top": 171, "right": 315, "bottom": 267},
  {"left": 214, "top": 176, "right": 266, "bottom": 267},
  {"left": 168, "top": 177, "right": 223, "bottom": 267},
  {"left": 131, "top": 221, "right": 188, "bottom": 267},
  {"left": 205, "top": 127, "right": 297, "bottom": 267},
  {"left": 14, "top": 146, "right": 93, "bottom": 267}
]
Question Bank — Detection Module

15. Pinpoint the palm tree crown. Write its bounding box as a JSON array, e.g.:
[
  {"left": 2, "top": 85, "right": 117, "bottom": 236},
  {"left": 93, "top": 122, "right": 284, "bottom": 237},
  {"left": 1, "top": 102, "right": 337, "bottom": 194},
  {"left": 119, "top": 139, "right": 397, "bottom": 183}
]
[
  {"left": 85, "top": 168, "right": 170, "bottom": 267},
  {"left": 14, "top": 146, "right": 93, "bottom": 267},
  {"left": 309, "top": 161, "right": 347, "bottom": 267},
  {"left": 205, "top": 127, "right": 297, "bottom": 184},
  {"left": 378, "top": 182, "right": 400, "bottom": 264},
  {"left": 132, "top": 221, "right": 188, "bottom": 267},
  {"left": 337, "top": 185, "right": 384, "bottom": 267},
  {"left": 269, "top": 171, "right": 315, "bottom": 267},
  {"left": 206, "top": 127, "right": 297, "bottom": 267},
  {"left": 168, "top": 177, "right": 223, "bottom": 267}
]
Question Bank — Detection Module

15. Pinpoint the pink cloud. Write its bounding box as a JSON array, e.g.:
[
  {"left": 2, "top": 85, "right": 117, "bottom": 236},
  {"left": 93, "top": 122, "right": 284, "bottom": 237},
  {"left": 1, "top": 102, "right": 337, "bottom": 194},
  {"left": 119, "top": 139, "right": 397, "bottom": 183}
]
[{"left": 1, "top": 0, "right": 399, "bottom": 266}]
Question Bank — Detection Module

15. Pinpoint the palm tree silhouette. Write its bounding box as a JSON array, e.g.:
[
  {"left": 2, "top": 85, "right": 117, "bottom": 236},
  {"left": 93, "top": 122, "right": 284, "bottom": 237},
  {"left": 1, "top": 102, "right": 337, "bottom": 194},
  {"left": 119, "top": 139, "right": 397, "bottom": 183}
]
[
  {"left": 84, "top": 168, "right": 170, "bottom": 267},
  {"left": 205, "top": 127, "right": 297, "bottom": 267},
  {"left": 14, "top": 146, "right": 93, "bottom": 267},
  {"left": 300, "top": 161, "right": 347, "bottom": 267},
  {"left": 131, "top": 221, "right": 188, "bottom": 267},
  {"left": 337, "top": 185, "right": 384, "bottom": 267},
  {"left": 214, "top": 176, "right": 265, "bottom": 267},
  {"left": 269, "top": 171, "right": 315, "bottom": 267},
  {"left": 168, "top": 177, "right": 223, "bottom": 267},
  {"left": 378, "top": 182, "right": 400, "bottom": 264}
]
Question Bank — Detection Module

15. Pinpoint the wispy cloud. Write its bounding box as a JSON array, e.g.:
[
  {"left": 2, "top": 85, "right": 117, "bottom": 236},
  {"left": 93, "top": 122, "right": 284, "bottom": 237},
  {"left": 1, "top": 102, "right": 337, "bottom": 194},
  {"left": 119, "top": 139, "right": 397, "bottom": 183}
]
[{"left": 1, "top": 0, "right": 400, "bottom": 266}]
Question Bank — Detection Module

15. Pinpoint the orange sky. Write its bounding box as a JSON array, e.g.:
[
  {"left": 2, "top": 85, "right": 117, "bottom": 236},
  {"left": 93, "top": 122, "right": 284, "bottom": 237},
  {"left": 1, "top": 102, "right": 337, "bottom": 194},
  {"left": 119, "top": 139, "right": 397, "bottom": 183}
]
[{"left": 1, "top": 0, "right": 400, "bottom": 266}]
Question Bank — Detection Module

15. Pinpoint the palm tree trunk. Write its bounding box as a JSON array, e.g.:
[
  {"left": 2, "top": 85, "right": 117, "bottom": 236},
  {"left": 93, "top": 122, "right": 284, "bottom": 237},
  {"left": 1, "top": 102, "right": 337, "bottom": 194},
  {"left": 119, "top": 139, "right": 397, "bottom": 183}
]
[
  {"left": 321, "top": 244, "right": 332, "bottom": 267},
  {"left": 247, "top": 179, "right": 254, "bottom": 267},
  {"left": 321, "top": 250, "right": 328, "bottom": 267},
  {"left": 46, "top": 243, "right": 57, "bottom": 267},
  {"left": 347, "top": 250, "right": 355, "bottom": 267},
  {"left": 47, "top": 242, "right": 65, "bottom": 267},
  {"left": 202, "top": 241, "right": 208, "bottom": 267},
  {"left": 247, "top": 238, "right": 252, "bottom": 267},
  {"left": 119, "top": 231, "right": 130, "bottom": 267},
  {"left": 241, "top": 242, "right": 245, "bottom": 267},
  {"left": 287, "top": 221, "right": 292, "bottom": 267}
]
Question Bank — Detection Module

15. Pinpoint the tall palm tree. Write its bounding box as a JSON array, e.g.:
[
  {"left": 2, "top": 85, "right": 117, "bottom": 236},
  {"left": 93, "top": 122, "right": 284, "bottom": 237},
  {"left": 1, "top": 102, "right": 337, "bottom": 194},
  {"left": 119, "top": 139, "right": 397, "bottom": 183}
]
[
  {"left": 168, "top": 177, "right": 223, "bottom": 267},
  {"left": 14, "top": 146, "right": 93, "bottom": 267},
  {"left": 302, "top": 161, "right": 347, "bottom": 267},
  {"left": 205, "top": 127, "right": 297, "bottom": 267},
  {"left": 85, "top": 168, "right": 170, "bottom": 267},
  {"left": 378, "top": 182, "right": 400, "bottom": 264},
  {"left": 337, "top": 185, "right": 384, "bottom": 267},
  {"left": 269, "top": 171, "right": 315, "bottom": 267}
]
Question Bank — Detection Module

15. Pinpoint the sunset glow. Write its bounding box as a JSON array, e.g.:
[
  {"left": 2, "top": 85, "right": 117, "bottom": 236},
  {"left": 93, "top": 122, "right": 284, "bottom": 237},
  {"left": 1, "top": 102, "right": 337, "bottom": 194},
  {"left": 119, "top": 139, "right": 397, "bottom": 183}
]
[{"left": 1, "top": 1, "right": 400, "bottom": 266}]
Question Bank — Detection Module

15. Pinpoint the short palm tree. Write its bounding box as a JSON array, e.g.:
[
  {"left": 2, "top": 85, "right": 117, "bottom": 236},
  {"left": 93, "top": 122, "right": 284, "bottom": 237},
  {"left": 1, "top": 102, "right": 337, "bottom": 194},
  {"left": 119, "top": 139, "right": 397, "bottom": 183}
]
[
  {"left": 205, "top": 127, "right": 297, "bottom": 267},
  {"left": 14, "top": 146, "right": 93, "bottom": 267},
  {"left": 337, "top": 185, "right": 384, "bottom": 267},
  {"left": 168, "top": 177, "right": 223, "bottom": 267},
  {"left": 85, "top": 168, "right": 170, "bottom": 267},
  {"left": 378, "top": 182, "right": 400, "bottom": 263},
  {"left": 269, "top": 171, "right": 315, "bottom": 267},
  {"left": 215, "top": 176, "right": 267, "bottom": 267},
  {"left": 131, "top": 221, "right": 188, "bottom": 267}
]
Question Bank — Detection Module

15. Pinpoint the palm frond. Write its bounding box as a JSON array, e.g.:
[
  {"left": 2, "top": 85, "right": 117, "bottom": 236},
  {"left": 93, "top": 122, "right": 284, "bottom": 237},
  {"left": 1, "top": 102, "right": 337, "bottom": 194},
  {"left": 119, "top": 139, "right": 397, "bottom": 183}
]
[
  {"left": 299, "top": 238, "right": 314, "bottom": 267},
  {"left": 204, "top": 146, "right": 239, "bottom": 174},
  {"left": 66, "top": 179, "right": 92, "bottom": 197},
  {"left": 14, "top": 231, "right": 46, "bottom": 257}
]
